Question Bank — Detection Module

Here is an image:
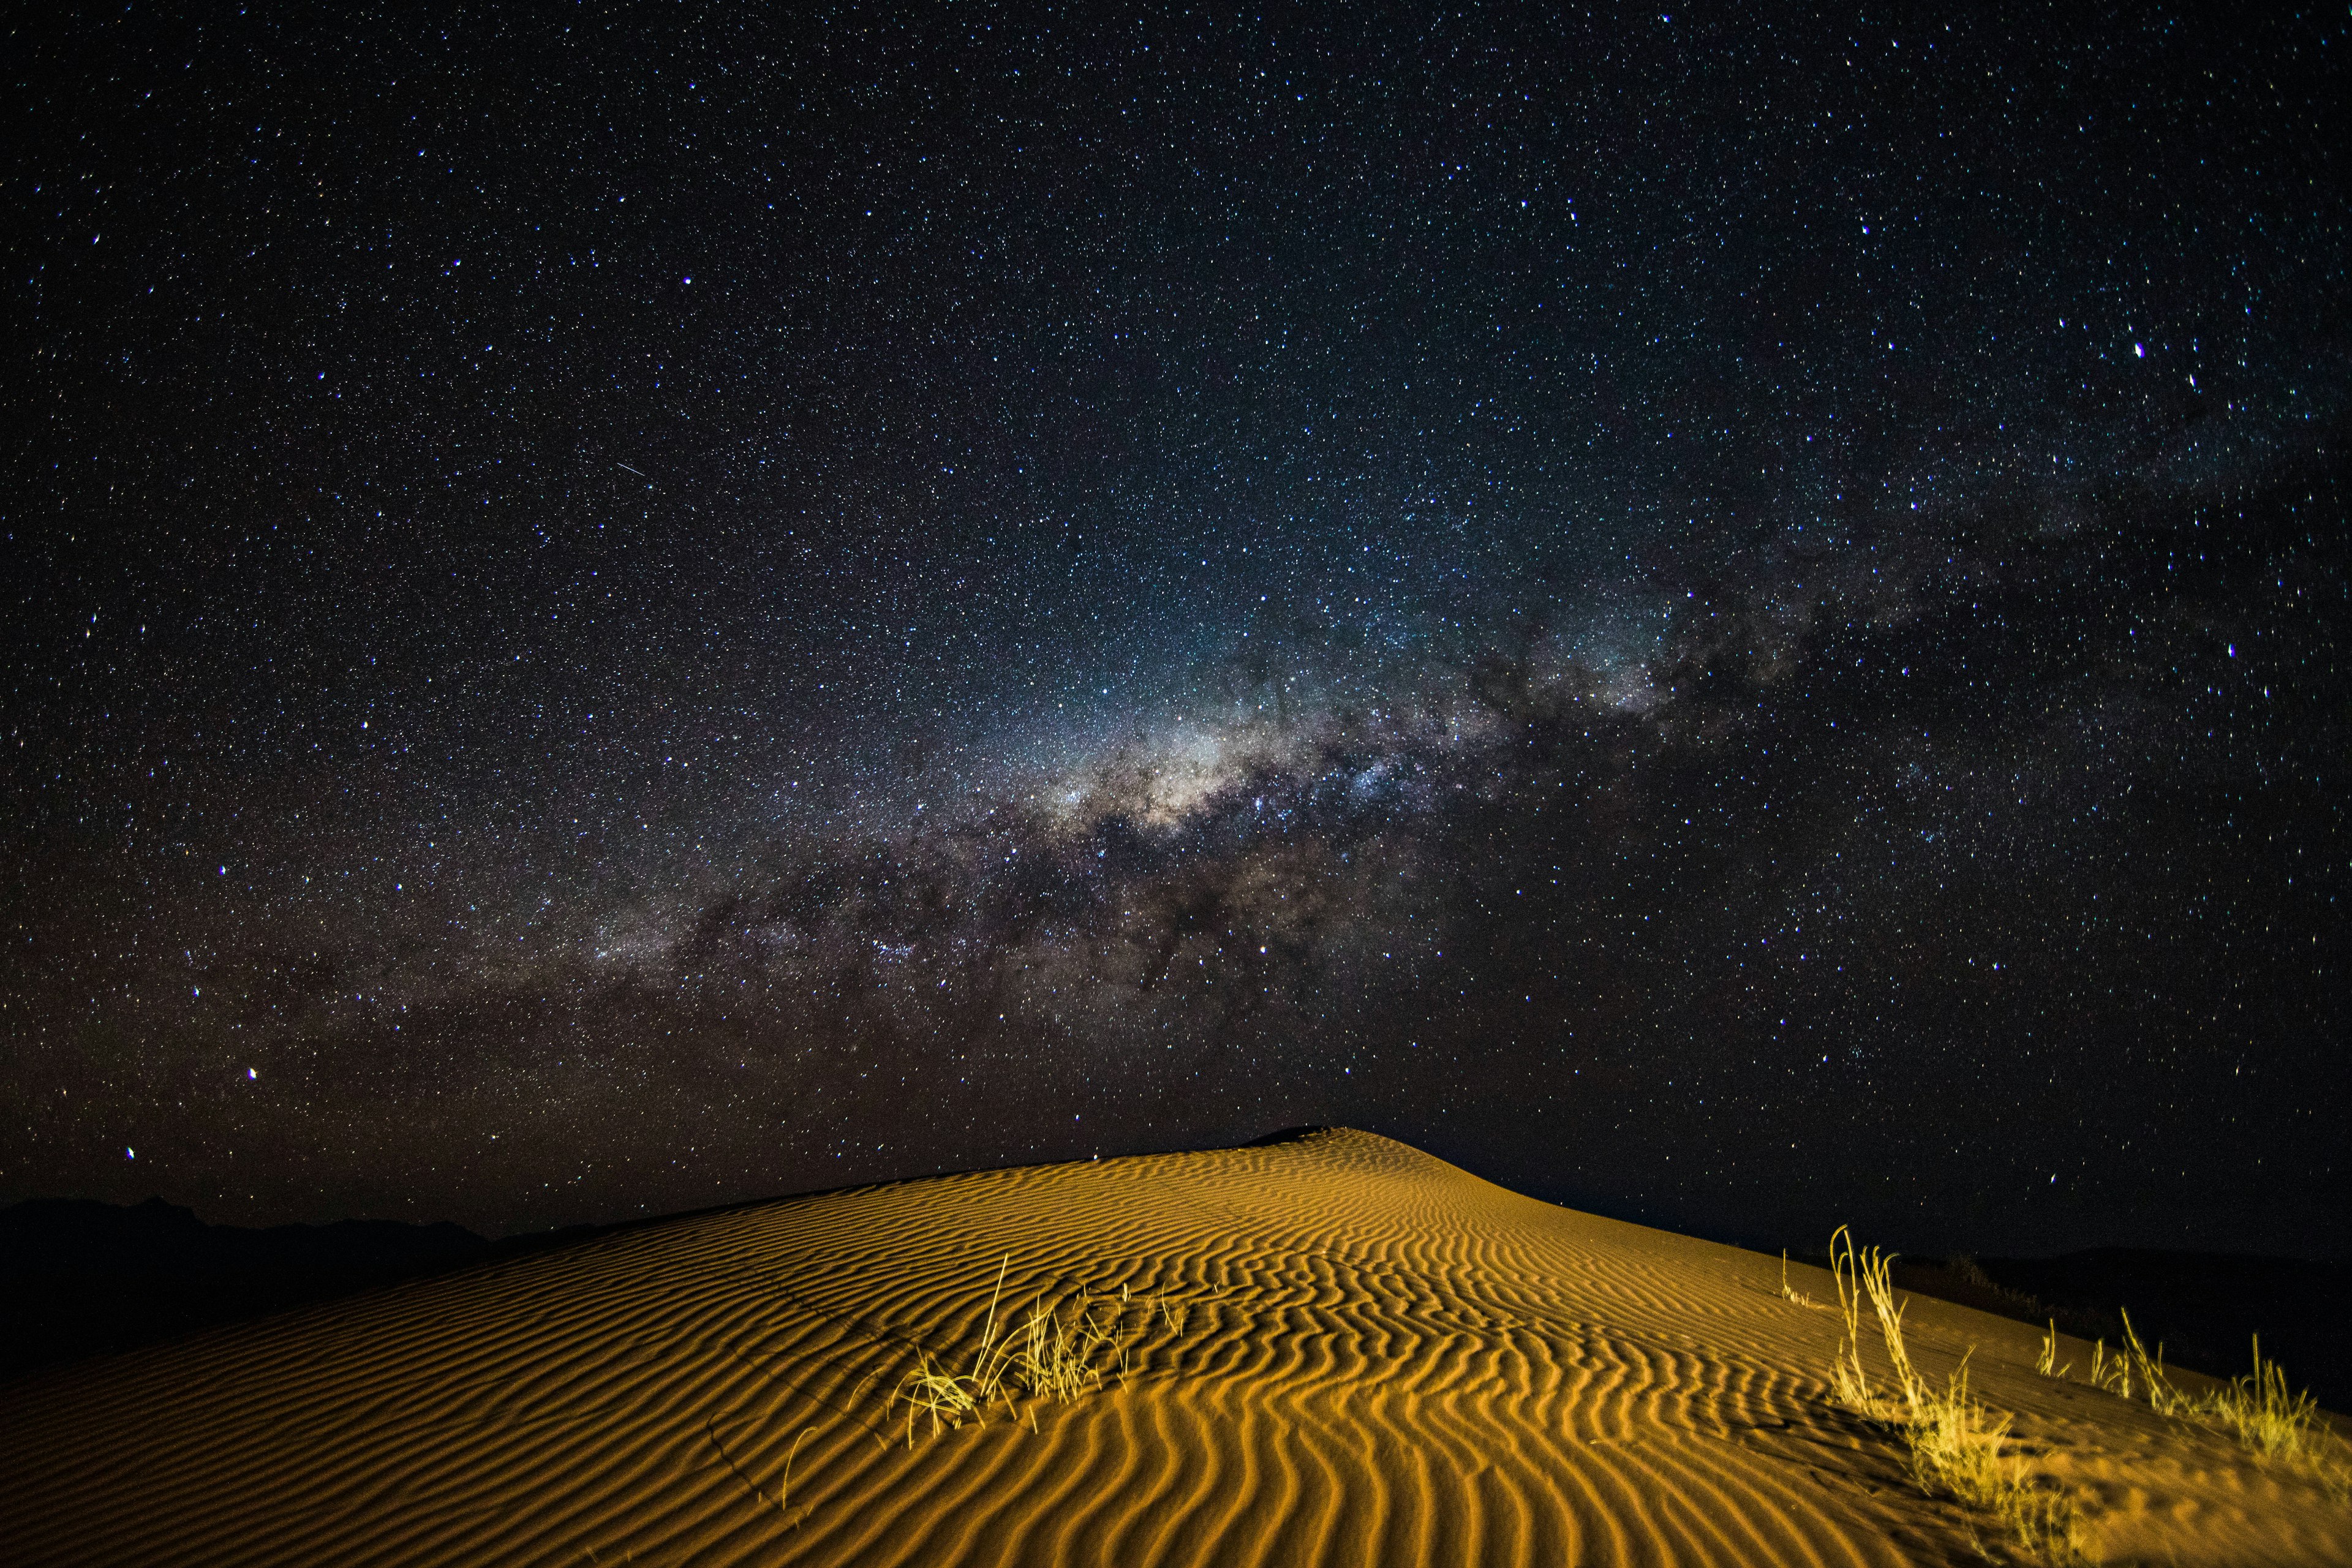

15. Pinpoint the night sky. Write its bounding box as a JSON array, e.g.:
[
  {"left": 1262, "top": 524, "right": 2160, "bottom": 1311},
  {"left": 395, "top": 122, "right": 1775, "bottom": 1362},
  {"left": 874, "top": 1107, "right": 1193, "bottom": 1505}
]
[{"left": 6, "top": 4, "right": 2346, "bottom": 1257}]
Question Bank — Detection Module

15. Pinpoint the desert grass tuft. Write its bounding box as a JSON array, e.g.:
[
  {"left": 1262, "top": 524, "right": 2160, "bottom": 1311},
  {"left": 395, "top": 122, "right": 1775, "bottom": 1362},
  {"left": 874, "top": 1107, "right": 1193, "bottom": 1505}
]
[
  {"left": 891, "top": 1257, "right": 1191, "bottom": 1445},
  {"left": 2082, "top": 1306, "right": 2188, "bottom": 1417},
  {"left": 2169, "top": 1338, "right": 2352, "bottom": 1504},
  {"left": 1826, "top": 1226, "right": 1879, "bottom": 1414},
  {"left": 1999, "top": 1480, "right": 2091, "bottom": 1567},
  {"left": 1909, "top": 1359, "right": 2094, "bottom": 1566},
  {"left": 891, "top": 1255, "right": 1021, "bottom": 1446},
  {"left": 1904, "top": 1353, "right": 2010, "bottom": 1505},
  {"left": 1012, "top": 1293, "right": 1118, "bottom": 1406},
  {"left": 2202, "top": 1336, "right": 2325, "bottom": 1464},
  {"left": 1827, "top": 1224, "right": 1917, "bottom": 1419},
  {"left": 1826, "top": 1226, "right": 2087, "bottom": 1566},
  {"left": 2074, "top": 1317, "right": 2348, "bottom": 1501},
  {"left": 2119, "top": 1309, "right": 2189, "bottom": 1416},
  {"left": 1011, "top": 1278, "right": 1188, "bottom": 1418},
  {"left": 2035, "top": 1319, "right": 2071, "bottom": 1380}
]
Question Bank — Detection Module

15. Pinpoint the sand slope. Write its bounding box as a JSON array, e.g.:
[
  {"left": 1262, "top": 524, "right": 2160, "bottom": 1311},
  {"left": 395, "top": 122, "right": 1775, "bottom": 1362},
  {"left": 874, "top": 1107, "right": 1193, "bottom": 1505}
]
[{"left": 2, "top": 1129, "right": 2343, "bottom": 1566}]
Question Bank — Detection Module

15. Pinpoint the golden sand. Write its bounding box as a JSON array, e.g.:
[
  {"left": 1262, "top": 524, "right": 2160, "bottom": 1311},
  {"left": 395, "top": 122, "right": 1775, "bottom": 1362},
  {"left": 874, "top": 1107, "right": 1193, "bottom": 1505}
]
[{"left": 2, "top": 1129, "right": 2343, "bottom": 1564}]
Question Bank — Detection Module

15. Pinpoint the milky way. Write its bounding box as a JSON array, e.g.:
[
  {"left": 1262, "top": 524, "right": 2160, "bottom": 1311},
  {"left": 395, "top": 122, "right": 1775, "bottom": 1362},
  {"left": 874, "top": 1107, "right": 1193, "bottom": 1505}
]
[{"left": 6, "top": 6, "right": 2346, "bottom": 1252}]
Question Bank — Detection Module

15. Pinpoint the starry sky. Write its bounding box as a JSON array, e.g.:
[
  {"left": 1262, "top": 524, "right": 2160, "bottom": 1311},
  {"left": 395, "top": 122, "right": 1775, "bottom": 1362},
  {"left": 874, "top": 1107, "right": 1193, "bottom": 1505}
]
[{"left": 6, "top": 3, "right": 2347, "bottom": 1255}]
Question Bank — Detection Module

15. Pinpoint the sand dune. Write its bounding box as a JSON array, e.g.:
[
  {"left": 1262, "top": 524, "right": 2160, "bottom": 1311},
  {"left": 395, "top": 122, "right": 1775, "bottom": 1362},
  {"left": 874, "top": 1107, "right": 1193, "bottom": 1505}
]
[{"left": 3, "top": 1129, "right": 2343, "bottom": 1566}]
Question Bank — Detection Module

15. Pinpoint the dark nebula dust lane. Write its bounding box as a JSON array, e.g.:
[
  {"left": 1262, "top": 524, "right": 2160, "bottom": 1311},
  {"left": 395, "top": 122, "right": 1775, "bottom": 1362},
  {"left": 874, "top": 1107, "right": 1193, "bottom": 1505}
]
[{"left": 4, "top": 5, "right": 2346, "bottom": 1254}]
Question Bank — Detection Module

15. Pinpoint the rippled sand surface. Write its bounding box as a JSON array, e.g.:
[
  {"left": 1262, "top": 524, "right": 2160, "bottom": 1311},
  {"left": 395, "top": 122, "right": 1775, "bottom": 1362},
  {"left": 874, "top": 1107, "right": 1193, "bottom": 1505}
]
[{"left": 4, "top": 1128, "right": 2343, "bottom": 1565}]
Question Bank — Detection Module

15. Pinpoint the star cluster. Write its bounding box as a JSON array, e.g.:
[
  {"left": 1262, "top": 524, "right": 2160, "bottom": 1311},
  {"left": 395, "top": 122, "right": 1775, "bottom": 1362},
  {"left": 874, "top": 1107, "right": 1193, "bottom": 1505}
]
[{"left": 4, "top": 4, "right": 2346, "bottom": 1251}]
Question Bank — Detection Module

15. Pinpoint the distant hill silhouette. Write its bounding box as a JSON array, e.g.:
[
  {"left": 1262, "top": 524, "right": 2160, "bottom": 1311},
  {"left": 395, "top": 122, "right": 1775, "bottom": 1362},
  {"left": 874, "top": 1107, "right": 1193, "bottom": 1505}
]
[
  {"left": 0, "top": 1197, "right": 591, "bottom": 1382},
  {"left": 1885, "top": 1248, "right": 2351, "bottom": 1414}
]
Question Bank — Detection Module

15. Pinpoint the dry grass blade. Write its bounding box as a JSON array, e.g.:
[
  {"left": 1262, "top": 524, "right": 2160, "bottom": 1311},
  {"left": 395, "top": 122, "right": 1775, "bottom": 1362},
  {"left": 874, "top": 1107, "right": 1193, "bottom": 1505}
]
[
  {"left": 1780, "top": 1250, "right": 1817, "bottom": 1308},
  {"left": 769, "top": 1428, "right": 815, "bottom": 1528}
]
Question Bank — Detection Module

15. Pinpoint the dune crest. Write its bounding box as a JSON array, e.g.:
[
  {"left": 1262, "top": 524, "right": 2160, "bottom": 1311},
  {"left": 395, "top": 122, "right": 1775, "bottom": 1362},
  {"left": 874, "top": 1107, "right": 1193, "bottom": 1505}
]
[{"left": 3, "top": 1128, "right": 2343, "bottom": 1565}]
